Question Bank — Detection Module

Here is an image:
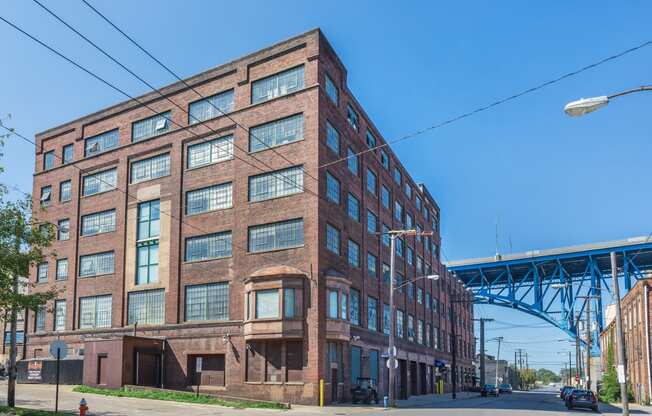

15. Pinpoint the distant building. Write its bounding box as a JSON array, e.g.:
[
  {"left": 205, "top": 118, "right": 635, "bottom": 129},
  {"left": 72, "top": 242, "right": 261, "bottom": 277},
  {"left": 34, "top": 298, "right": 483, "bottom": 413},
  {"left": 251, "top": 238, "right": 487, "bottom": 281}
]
[{"left": 476, "top": 354, "right": 512, "bottom": 386}]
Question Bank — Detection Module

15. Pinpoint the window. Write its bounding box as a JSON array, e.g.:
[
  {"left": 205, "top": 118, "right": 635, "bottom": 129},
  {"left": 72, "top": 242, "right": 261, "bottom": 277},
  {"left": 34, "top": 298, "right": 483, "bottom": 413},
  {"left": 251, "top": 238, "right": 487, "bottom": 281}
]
[
  {"left": 250, "top": 114, "right": 303, "bottom": 152},
  {"left": 367, "top": 210, "right": 378, "bottom": 233},
  {"left": 79, "top": 251, "right": 114, "bottom": 277},
  {"left": 416, "top": 196, "right": 422, "bottom": 212},
  {"left": 62, "top": 144, "right": 74, "bottom": 164},
  {"left": 85, "top": 129, "right": 119, "bottom": 156},
  {"left": 35, "top": 307, "right": 45, "bottom": 332},
  {"left": 381, "top": 185, "right": 390, "bottom": 209},
  {"left": 366, "top": 169, "right": 377, "bottom": 195},
  {"left": 366, "top": 130, "right": 376, "bottom": 148},
  {"left": 284, "top": 288, "right": 296, "bottom": 318},
  {"left": 137, "top": 200, "right": 160, "bottom": 241},
  {"left": 417, "top": 319, "right": 424, "bottom": 344},
  {"left": 347, "top": 105, "right": 359, "bottom": 131},
  {"left": 79, "top": 295, "right": 112, "bottom": 329},
  {"left": 426, "top": 323, "right": 432, "bottom": 347},
  {"left": 394, "top": 201, "right": 403, "bottom": 222},
  {"left": 59, "top": 180, "right": 72, "bottom": 202},
  {"left": 417, "top": 288, "right": 423, "bottom": 304},
  {"left": 396, "top": 310, "right": 404, "bottom": 338},
  {"left": 131, "top": 153, "right": 170, "bottom": 184},
  {"left": 37, "top": 263, "right": 48, "bottom": 283},
  {"left": 132, "top": 111, "right": 171, "bottom": 142},
  {"left": 186, "top": 182, "right": 232, "bottom": 215},
  {"left": 408, "top": 314, "right": 415, "bottom": 342},
  {"left": 128, "top": 289, "right": 165, "bottom": 325},
  {"left": 252, "top": 66, "right": 304, "bottom": 104},
  {"left": 326, "top": 172, "right": 340, "bottom": 203},
  {"left": 325, "top": 73, "right": 338, "bottom": 104},
  {"left": 255, "top": 289, "right": 279, "bottom": 318},
  {"left": 249, "top": 165, "right": 303, "bottom": 202},
  {"left": 393, "top": 167, "right": 402, "bottom": 185},
  {"left": 56, "top": 259, "right": 68, "bottom": 280},
  {"left": 340, "top": 292, "right": 348, "bottom": 320},
  {"left": 185, "top": 231, "right": 232, "bottom": 261},
  {"left": 57, "top": 219, "right": 70, "bottom": 241},
  {"left": 43, "top": 151, "right": 55, "bottom": 170},
  {"left": 347, "top": 193, "right": 360, "bottom": 221},
  {"left": 137, "top": 243, "right": 159, "bottom": 285},
  {"left": 367, "top": 297, "right": 377, "bottom": 331},
  {"left": 40, "top": 185, "right": 52, "bottom": 206},
  {"left": 185, "top": 282, "right": 229, "bottom": 321},
  {"left": 328, "top": 290, "right": 338, "bottom": 319},
  {"left": 383, "top": 304, "right": 391, "bottom": 335},
  {"left": 417, "top": 255, "right": 424, "bottom": 274},
  {"left": 350, "top": 289, "right": 360, "bottom": 325},
  {"left": 380, "top": 149, "right": 389, "bottom": 170},
  {"left": 404, "top": 183, "right": 412, "bottom": 199},
  {"left": 395, "top": 237, "right": 404, "bottom": 258},
  {"left": 346, "top": 147, "right": 359, "bottom": 175},
  {"left": 187, "top": 135, "right": 234, "bottom": 168},
  {"left": 81, "top": 209, "right": 116, "bottom": 236},
  {"left": 326, "top": 224, "right": 340, "bottom": 255},
  {"left": 188, "top": 90, "right": 234, "bottom": 124},
  {"left": 406, "top": 246, "right": 413, "bottom": 265},
  {"left": 326, "top": 121, "right": 339, "bottom": 154},
  {"left": 381, "top": 224, "right": 390, "bottom": 247},
  {"left": 82, "top": 168, "right": 117, "bottom": 196},
  {"left": 248, "top": 219, "right": 304, "bottom": 253},
  {"left": 416, "top": 224, "right": 423, "bottom": 244},
  {"left": 54, "top": 300, "right": 66, "bottom": 331},
  {"left": 407, "top": 282, "right": 414, "bottom": 300},
  {"left": 367, "top": 253, "right": 377, "bottom": 278},
  {"left": 406, "top": 212, "right": 413, "bottom": 229},
  {"left": 348, "top": 240, "right": 360, "bottom": 268},
  {"left": 382, "top": 263, "right": 390, "bottom": 285}
]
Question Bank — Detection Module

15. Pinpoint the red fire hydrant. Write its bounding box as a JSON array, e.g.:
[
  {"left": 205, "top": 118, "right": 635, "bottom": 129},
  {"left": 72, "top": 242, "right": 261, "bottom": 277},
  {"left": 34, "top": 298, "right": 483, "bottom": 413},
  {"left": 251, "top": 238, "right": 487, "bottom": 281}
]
[{"left": 79, "top": 398, "right": 88, "bottom": 416}]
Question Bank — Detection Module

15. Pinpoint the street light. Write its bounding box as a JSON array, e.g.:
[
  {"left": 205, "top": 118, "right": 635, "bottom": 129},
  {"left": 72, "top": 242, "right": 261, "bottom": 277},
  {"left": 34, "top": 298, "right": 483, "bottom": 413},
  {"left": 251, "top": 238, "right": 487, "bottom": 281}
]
[{"left": 564, "top": 85, "right": 651, "bottom": 117}]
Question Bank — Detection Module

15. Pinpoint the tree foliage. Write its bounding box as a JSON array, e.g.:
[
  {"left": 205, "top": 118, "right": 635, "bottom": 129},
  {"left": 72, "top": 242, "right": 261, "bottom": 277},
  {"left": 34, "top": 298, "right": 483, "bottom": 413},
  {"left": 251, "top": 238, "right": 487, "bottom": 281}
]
[
  {"left": 536, "top": 368, "right": 561, "bottom": 384},
  {"left": 519, "top": 368, "right": 537, "bottom": 389}
]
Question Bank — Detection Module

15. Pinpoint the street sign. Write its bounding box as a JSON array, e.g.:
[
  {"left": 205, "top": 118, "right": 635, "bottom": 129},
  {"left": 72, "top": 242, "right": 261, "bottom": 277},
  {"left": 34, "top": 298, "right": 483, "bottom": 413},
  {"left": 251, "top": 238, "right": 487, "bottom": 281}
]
[
  {"left": 386, "top": 359, "right": 398, "bottom": 369},
  {"left": 49, "top": 340, "right": 68, "bottom": 360},
  {"left": 27, "top": 361, "right": 42, "bottom": 381},
  {"left": 617, "top": 365, "right": 626, "bottom": 383}
]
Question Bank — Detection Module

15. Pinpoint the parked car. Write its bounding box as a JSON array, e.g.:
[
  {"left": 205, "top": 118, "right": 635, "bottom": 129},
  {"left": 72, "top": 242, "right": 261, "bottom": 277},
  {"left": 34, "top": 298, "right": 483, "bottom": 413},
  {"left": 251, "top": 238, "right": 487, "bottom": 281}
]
[
  {"left": 499, "top": 383, "right": 513, "bottom": 394},
  {"left": 559, "top": 386, "right": 574, "bottom": 400},
  {"left": 481, "top": 384, "right": 500, "bottom": 397},
  {"left": 565, "top": 389, "right": 598, "bottom": 412},
  {"left": 350, "top": 377, "right": 378, "bottom": 404}
]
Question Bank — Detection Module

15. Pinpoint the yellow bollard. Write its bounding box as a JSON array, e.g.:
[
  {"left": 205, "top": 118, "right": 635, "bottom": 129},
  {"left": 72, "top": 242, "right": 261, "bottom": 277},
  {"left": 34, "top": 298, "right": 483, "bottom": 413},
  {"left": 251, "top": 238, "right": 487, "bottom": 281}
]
[{"left": 319, "top": 379, "right": 325, "bottom": 407}]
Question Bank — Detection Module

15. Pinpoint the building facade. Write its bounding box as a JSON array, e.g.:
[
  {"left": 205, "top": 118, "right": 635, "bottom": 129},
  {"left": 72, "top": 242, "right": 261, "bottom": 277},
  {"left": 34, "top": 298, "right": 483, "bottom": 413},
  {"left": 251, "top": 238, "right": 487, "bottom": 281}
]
[
  {"left": 599, "top": 280, "right": 652, "bottom": 404},
  {"left": 27, "top": 29, "right": 473, "bottom": 404}
]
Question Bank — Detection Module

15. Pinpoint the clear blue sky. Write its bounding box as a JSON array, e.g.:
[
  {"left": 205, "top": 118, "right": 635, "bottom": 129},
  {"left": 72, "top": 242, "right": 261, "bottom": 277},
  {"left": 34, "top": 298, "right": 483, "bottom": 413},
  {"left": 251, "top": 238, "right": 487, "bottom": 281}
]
[{"left": 1, "top": 1, "right": 651, "bottom": 373}]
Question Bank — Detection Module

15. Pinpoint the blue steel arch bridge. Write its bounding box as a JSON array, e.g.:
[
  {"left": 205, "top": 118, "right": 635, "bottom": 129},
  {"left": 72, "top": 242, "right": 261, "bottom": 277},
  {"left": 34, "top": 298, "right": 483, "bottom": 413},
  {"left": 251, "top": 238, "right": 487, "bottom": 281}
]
[{"left": 447, "top": 236, "right": 652, "bottom": 353}]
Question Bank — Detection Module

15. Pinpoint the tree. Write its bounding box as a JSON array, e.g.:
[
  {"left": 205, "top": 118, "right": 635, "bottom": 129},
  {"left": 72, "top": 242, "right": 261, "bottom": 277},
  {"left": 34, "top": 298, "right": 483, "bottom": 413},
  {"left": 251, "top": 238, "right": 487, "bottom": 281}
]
[
  {"left": 520, "top": 368, "right": 537, "bottom": 390},
  {"left": 536, "top": 368, "right": 561, "bottom": 385},
  {"left": 0, "top": 130, "right": 57, "bottom": 407},
  {"left": 600, "top": 332, "right": 622, "bottom": 402}
]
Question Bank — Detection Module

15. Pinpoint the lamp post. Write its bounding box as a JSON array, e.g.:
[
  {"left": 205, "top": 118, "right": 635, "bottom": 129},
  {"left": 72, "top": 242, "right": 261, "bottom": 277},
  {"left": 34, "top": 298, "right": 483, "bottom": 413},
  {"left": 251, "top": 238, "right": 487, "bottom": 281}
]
[
  {"left": 564, "top": 86, "right": 651, "bottom": 116},
  {"left": 383, "top": 228, "right": 435, "bottom": 407},
  {"left": 490, "top": 337, "right": 504, "bottom": 388}
]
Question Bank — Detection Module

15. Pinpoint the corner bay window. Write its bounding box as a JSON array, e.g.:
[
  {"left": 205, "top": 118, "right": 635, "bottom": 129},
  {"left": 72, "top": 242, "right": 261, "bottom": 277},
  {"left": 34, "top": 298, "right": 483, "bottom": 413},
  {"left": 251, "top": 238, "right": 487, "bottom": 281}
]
[
  {"left": 255, "top": 289, "right": 279, "bottom": 319},
  {"left": 248, "top": 218, "right": 303, "bottom": 253},
  {"left": 328, "top": 289, "right": 338, "bottom": 319}
]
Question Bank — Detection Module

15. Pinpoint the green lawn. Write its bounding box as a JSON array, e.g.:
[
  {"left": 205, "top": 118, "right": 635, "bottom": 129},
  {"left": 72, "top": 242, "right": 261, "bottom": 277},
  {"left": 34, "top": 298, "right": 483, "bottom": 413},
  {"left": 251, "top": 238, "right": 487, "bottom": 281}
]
[
  {"left": 0, "top": 406, "right": 74, "bottom": 416},
  {"left": 72, "top": 385, "right": 286, "bottom": 409}
]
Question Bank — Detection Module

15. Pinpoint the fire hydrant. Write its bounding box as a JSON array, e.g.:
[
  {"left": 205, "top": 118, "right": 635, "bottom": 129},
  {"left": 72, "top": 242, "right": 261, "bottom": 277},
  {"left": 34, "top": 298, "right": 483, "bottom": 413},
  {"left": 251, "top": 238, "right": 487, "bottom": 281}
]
[{"left": 79, "top": 398, "right": 88, "bottom": 416}]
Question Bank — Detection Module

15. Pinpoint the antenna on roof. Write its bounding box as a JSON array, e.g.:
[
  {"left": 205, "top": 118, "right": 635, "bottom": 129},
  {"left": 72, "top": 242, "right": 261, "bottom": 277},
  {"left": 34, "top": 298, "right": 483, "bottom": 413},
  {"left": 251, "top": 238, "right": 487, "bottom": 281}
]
[{"left": 494, "top": 218, "right": 502, "bottom": 261}]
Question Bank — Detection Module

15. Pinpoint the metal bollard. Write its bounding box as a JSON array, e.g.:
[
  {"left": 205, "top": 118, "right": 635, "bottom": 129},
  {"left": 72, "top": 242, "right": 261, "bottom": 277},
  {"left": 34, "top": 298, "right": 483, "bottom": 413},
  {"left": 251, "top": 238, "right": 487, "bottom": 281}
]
[{"left": 79, "top": 398, "right": 88, "bottom": 416}]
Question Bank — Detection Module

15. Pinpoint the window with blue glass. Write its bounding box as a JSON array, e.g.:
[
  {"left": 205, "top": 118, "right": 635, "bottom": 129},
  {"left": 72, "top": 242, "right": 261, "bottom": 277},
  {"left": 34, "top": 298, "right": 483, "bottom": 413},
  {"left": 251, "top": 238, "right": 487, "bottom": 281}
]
[
  {"left": 347, "top": 193, "right": 360, "bottom": 221},
  {"left": 366, "top": 130, "right": 376, "bottom": 148},
  {"left": 85, "top": 129, "right": 119, "bottom": 156},
  {"left": 249, "top": 114, "right": 303, "bottom": 152},
  {"left": 367, "top": 210, "right": 378, "bottom": 233},
  {"left": 136, "top": 200, "right": 160, "bottom": 285},
  {"left": 132, "top": 111, "right": 171, "bottom": 142},
  {"left": 347, "top": 105, "right": 359, "bottom": 131},
  {"left": 366, "top": 169, "right": 377, "bottom": 196},
  {"left": 326, "top": 121, "right": 339, "bottom": 154},
  {"left": 348, "top": 240, "right": 360, "bottom": 268},
  {"left": 367, "top": 296, "right": 377, "bottom": 331},
  {"left": 326, "top": 224, "right": 340, "bottom": 255},
  {"left": 252, "top": 66, "right": 304, "bottom": 104},
  {"left": 326, "top": 172, "right": 340, "bottom": 204},
  {"left": 62, "top": 144, "right": 74, "bottom": 164},
  {"left": 367, "top": 252, "right": 377, "bottom": 278},
  {"left": 325, "top": 73, "right": 338, "bottom": 104},
  {"left": 381, "top": 185, "right": 390, "bottom": 210},
  {"left": 393, "top": 167, "right": 402, "bottom": 185},
  {"left": 188, "top": 89, "right": 234, "bottom": 124},
  {"left": 347, "top": 147, "right": 358, "bottom": 175},
  {"left": 350, "top": 289, "right": 360, "bottom": 325},
  {"left": 380, "top": 149, "right": 389, "bottom": 170}
]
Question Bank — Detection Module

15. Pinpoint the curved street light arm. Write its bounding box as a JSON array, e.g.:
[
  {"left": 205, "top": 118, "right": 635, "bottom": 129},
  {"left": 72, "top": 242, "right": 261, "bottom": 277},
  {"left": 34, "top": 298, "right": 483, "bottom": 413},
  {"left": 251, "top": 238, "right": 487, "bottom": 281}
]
[{"left": 608, "top": 85, "right": 652, "bottom": 99}]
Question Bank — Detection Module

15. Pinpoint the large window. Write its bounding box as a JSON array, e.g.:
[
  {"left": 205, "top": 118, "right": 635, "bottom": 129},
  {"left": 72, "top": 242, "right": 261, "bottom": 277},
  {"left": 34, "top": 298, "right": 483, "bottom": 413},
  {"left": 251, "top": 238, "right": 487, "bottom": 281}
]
[
  {"left": 340, "top": 292, "right": 348, "bottom": 321},
  {"left": 59, "top": 180, "right": 72, "bottom": 202},
  {"left": 252, "top": 66, "right": 304, "bottom": 104},
  {"left": 54, "top": 300, "right": 66, "bottom": 331},
  {"left": 325, "top": 73, "right": 338, "bottom": 104},
  {"left": 188, "top": 90, "right": 234, "bottom": 124},
  {"left": 131, "top": 153, "right": 170, "bottom": 184},
  {"left": 367, "top": 252, "right": 377, "bottom": 278},
  {"left": 249, "top": 165, "right": 303, "bottom": 202},
  {"left": 250, "top": 114, "right": 304, "bottom": 152},
  {"left": 85, "top": 129, "right": 119, "bottom": 156},
  {"left": 82, "top": 168, "right": 117, "bottom": 196},
  {"left": 128, "top": 289, "right": 165, "bottom": 325},
  {"left": 56, "top": 259, "right": 68, "bottom": 280},
  {"left": 136, "top": 200, "right": 160, "bottom": 285},
  {"left": 367, "top": 210, "right": 378, "bottom": 233},
  {"left": 326, "top": 172, "right": 340, "bottom": 203},
  {"left": 367, "top": 296, "right": 377, "bottom": 331},
  {"left": 185, "top": 282, "right": 229, "bottom": 321},
  {"left": 185, "top": 231, "right": 232, "bottom": 261},
  {"left": 79, "top": 251, "right": 114, "bottom": 277},
  {"left": 347, "top": 193, "right": 360, "bottom": 221},
  {"left": 348, "top": 240, "right": 360, "bottom": 268},
  {"left": 366, "top": 169, "right": 377, "bottom": 195},
  {"left": 187, "top": 135, "right": 234, "bottom": 168},
  {"left": 326, "top": 121, "right": 340, "bottom": 154},
  {"left": 326, "top": 224, "right": 340, "bottom": 255},
  {"left": 255, "top": 289, "right": 279, "bottom": 319},
  {"left": 79, "top": 295, "right": 112, "bottom": 329},
  {"left": 350, "top": 289, "right": 360, "bottom": 326},
  {"left": 248, "top": 218, "right": 303, "bottom": 253},
  {"left": 81, "top": 209, "right": 116, "bottom": 236},
  {"left": 347, "top": 147, "right": 359, "bottom": 175},
  {"left": 186, "top": 182, "right": 232, "bottom": 215},
  {"left": 132, "top": 111, "right": 171, "bottom": 142},
  {"left": 43, "top": 151, "right": 55, "bottom": 170}
]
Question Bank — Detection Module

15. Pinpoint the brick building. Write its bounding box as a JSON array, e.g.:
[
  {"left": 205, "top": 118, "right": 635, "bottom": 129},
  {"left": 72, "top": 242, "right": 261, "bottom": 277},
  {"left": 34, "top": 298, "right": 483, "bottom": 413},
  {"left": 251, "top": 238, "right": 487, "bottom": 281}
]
[
  {"left": 599, "top": 279, "right": 652, "bottom": 404},
  {"left": 26, "top": 29, "right": 473, "bottom": 404}
]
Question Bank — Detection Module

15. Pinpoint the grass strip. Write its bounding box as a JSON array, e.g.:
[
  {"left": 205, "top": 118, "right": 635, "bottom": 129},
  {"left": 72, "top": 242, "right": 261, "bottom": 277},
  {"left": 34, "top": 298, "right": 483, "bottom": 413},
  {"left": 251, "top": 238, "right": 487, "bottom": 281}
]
[
  {"left": 0, "top": 406, "right": 75, "bottom": 416},
  {"left": 72, "top": 385, "right": 286, "bottom": 409}
]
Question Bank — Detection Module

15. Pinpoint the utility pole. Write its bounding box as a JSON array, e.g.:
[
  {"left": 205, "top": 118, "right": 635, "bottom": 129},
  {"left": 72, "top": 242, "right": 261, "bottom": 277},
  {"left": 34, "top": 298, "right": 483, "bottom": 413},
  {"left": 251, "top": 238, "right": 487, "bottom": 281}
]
[
  {"left": 451, "top": 292, "right": 457, "bottom": 399},
  {"left": 525, "top": 352, "right": 529, "bottom": 370},
  {"left": 585, "top": 300, "right": 591, "bottom": 391},
  {"left": 610, "top": 251, "right": 630, "bottom": 415},
  {"left": 575, "top": 313, "right": 581, "bottom": 386},
  {"left": 473, "top": 318, "right": 494, "bottom": 387},
  {"left": 568, "top": 351, "right": 572, "bottom": 386},
  {"left": 494, "top": 337, "right": 503, "bottom": 387}
]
